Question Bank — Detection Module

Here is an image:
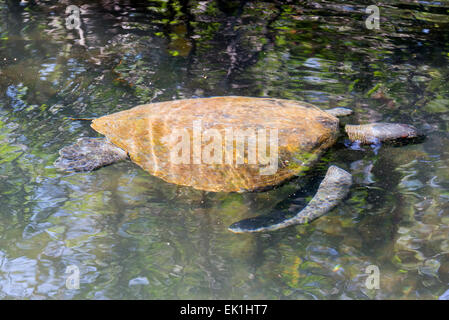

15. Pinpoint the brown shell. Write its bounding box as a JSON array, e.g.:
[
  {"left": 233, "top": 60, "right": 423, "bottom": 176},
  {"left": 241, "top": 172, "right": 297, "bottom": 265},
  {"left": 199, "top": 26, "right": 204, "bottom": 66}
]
[{"left": 91, "top": 96, "right": 339, "bottom": 192}]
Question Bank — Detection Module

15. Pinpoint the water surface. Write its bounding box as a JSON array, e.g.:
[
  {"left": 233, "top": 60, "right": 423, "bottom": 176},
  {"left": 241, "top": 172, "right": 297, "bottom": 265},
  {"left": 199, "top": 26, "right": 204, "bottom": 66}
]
[{"left": 0, "top": 0, "right": 448, "bottom": 299}]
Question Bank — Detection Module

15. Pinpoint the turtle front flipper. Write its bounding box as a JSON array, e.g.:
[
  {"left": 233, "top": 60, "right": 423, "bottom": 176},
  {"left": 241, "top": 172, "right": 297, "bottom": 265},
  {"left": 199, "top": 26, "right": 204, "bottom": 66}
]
[
  {"left": 228, "top": 165, "right": 352, "bottom": 233},
  {"left": 54, "top": 137, "right": 128, "bottom": 172}
]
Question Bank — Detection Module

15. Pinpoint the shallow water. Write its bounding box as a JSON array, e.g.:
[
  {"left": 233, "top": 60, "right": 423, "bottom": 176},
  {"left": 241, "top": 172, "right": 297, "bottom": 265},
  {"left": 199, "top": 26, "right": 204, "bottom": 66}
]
[{"left": 0, "top": 0, "right": 448, "bottom": 299}]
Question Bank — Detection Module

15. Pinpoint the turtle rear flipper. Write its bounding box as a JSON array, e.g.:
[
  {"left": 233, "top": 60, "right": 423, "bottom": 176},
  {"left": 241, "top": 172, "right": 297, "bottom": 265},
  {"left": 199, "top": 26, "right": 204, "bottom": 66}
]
[
  {"left": 228, "top": 165, "right": 352, "bottom": 233},
  {"left": 54, "top": 137, "right": 128, "bottom": 172}
]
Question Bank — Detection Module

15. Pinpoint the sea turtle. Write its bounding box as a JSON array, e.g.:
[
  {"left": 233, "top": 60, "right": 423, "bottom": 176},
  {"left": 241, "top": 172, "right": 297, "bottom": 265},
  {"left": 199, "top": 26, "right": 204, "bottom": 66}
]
[{"left": 55, "top": 96, "right": 421, "bottom": 233}]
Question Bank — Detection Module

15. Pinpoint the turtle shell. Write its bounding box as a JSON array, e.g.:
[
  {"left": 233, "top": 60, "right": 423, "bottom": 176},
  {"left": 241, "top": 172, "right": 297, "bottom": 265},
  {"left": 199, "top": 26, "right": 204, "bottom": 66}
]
[{"left": 91, "top": 96, "right": 339, "bottom": 192}]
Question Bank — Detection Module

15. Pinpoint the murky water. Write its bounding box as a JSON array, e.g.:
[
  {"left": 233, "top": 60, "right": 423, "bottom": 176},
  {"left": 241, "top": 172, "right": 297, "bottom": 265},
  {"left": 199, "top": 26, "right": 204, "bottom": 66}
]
[{"left": 0, "top": 0, "right": 448, "bottom": 299}]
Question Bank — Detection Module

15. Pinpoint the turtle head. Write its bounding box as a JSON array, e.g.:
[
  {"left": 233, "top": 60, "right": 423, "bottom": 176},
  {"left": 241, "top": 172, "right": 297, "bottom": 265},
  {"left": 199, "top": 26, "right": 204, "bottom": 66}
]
[
  {"left": 393, "top": 123, "right": 420, "bottom": 139},
  {"left": 345, "top": 123, "right": 424, "bottom": 144}
]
